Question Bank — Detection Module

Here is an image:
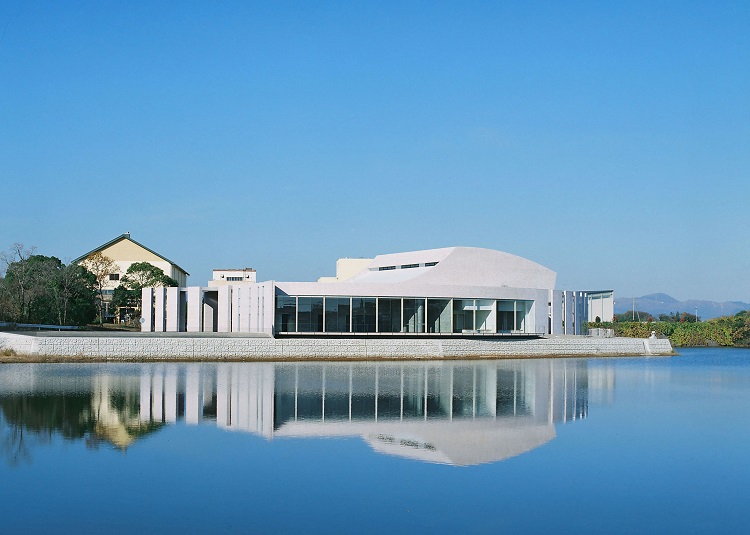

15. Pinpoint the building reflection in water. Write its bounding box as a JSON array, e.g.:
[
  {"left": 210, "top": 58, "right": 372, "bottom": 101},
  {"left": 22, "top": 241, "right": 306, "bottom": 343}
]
[{"left": 0, "top": 360, "right": 592, "bottom": 466}]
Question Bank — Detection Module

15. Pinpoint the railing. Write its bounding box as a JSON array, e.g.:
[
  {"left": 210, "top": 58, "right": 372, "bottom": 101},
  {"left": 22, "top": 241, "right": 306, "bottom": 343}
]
[{"left": 0, "top": 321, "right": 81, "bottom": 331}]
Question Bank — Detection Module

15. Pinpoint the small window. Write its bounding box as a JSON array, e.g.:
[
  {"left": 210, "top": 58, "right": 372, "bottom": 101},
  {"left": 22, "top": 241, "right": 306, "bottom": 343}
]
[
  {"left": 401, "top": 264, "right": 419, "bottom": 269},
  {"left": 378, "top": 266, "right": 396, "bottom": 271},
  {"left": 109, "top": 274, "right": 119, "bottom": 281},
  {"left": 226, "top": 276, "right": 243, "bottom": 281},
  {"left": 425, "top": 262, "right": 438, "bottom": 267}
]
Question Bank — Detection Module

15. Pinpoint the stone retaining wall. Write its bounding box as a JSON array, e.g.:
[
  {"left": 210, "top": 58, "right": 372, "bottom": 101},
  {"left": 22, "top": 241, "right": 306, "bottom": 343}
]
[{"left": 0, "top": 332, "right": 673, "bottom": 360}]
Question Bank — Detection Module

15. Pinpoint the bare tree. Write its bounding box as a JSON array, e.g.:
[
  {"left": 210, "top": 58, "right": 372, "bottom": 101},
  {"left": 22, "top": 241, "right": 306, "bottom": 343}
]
[
  {"left": 80, "top": 252, "right": 118, "bottom": 324},
  {"left": 0, "top": 243, "right": 36, "bottom": 322}
]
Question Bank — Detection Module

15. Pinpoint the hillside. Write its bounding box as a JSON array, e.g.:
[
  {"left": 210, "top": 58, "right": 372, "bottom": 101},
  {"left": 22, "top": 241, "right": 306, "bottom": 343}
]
[{"left": 614, "top": 294, "right": 750, "bottom": 320}]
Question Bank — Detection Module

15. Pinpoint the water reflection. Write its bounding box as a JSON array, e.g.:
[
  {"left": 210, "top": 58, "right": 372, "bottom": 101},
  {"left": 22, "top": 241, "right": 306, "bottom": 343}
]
[{"left": 0, "top": 360, "right": 591, "bottom": 466}]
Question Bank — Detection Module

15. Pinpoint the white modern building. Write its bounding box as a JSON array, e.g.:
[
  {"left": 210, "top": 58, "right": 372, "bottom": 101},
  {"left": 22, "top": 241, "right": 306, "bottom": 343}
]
[{"left": 141, "top": 246, "right": 614, "bottom": 337}]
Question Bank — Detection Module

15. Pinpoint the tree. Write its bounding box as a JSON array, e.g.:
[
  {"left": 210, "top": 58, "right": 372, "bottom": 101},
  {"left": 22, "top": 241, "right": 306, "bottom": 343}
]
[
  {"left": 80, "top": 252, "right": 118, "bottom": 324},
  {"left": 111, "top": 262, "right": 178, "bottom": 323},
  {"left": 49, "top": 263, "right": 97, "bottom": 326},
  {"left": 0, "top": 243, "right": 37, "bottom": 323}
]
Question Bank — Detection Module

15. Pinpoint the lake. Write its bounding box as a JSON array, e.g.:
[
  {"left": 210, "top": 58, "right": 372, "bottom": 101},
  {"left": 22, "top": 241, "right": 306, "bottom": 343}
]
[{"left": 1, "top": 347, "right": 749, "bottom": 534}]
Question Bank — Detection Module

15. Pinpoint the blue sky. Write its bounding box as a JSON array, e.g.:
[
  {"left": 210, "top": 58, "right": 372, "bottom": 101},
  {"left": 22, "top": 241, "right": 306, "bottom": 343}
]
[{"left": 1, "top": 1, "right": 748, "bottom": 302}]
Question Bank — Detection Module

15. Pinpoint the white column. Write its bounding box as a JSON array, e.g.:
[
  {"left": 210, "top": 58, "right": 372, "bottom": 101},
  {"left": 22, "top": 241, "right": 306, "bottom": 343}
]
[
  {"left": 239, "top": 285, "right": 251, "bottom": 333},
  {"left": 263, "top": 283, "right": 275, "bottom": 335},
  {"left": 231, "top": 286, "right": 240, "bottom": 332},
  {"left": 187, "top": 287, "right": 202, "bottom": 332},
  {"left": 153, "top": 287, "right": 166, "bottom": 332},
  {"left": 141, "top": 288, "right": 154, "bottom": 332},
  {"left": 249, "top": 284, "right": 259, "bottom": 333},
  {"left": 552, "top": 290, "right": 563, "bottom": 335},
  {"left": 166, "top": 287, "right": 179, "bottom": 332},
  {"left": 217, "top": 285, "right": 231, "bottom": 333}
]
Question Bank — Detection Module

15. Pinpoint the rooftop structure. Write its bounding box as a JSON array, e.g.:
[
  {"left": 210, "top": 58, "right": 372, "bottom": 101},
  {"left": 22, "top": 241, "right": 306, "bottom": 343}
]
[{"left": 209, "top": 268, "right": 257, "bottom": 287}]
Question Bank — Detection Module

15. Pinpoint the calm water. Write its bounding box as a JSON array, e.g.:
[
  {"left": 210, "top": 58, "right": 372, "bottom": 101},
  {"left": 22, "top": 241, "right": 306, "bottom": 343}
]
[{"left": 1, "top": 348, "right": 749, "bottom": 534}]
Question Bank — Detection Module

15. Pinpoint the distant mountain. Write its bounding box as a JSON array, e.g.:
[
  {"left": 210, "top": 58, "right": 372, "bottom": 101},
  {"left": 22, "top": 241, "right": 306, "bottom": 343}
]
[{"left": 614, "top": 294, "right": 750, "bottom": 320}]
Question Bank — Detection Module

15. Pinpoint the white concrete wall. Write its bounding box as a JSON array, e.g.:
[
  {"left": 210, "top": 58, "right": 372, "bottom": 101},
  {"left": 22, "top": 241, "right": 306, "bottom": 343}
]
[
  {"left": 0, "top": 332, "right": 673, "bottom": 359},
  {"left": 141, "top": 288, "right": 153, "bottom": 332},
  {"left": 551, "top": 290, "right": 563, "bottom": 335},
  {"left": 588, "top": 293, "right": 614, "bottom": 322}
]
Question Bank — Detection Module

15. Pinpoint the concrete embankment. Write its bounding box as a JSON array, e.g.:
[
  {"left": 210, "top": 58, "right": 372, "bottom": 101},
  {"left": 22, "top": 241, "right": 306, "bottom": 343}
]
[{"left": 0, "top": 332, "right": 673, "bottom": 361}]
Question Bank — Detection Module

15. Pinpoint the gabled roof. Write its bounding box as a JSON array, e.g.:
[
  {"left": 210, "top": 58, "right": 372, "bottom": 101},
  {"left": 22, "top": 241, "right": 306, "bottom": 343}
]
[{"left": 72, "top": 233, "right": 190, "bottom": 276}]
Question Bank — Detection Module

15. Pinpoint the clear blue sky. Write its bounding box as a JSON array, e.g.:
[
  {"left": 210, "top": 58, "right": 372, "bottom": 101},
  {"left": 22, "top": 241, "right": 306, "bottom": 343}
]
[{"left": 1, "top": 1, "right": 748, "bottom": 302}]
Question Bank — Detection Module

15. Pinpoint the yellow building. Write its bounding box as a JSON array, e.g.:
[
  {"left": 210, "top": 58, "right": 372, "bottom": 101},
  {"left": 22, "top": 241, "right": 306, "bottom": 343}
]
[{"left": 73, "top": 233, "right": 189, "bottom": 320}]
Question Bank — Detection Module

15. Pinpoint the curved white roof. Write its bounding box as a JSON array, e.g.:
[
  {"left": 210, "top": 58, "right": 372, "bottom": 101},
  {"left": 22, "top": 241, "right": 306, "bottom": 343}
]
[{"left": 345, "top": 246, "right": 556, "bottom": 290}]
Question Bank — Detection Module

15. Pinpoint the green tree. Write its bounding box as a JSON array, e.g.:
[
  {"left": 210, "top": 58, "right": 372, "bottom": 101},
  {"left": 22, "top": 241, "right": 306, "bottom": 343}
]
[
  {"left": 80, "top": 252, "right": 118, "bottom": 324},
  {"left": 112, "top": 262, "right": 178, "bottom": 322},
  {"left": 1, "top": 251, "right": 97, "bottom": 326}
]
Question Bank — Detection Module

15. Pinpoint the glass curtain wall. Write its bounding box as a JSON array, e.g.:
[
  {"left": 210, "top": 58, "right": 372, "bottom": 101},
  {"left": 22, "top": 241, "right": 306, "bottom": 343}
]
[
  {"left": 515, "top": 301, "right": 531, "bottom": 332},
  {"left": 378, "top": 298, "right": 401, "bottom": 333},
  {"left": 298, "top": 297, "right": 324, "bottom": 332},
  {"left": 403, "top": 298, "right": 426, "bottom": 333},
  {"left": 497, "top": 301, "right": 515, "bottom": 332},
  {"left": 427, "top": 299, "right": 451, "bottom": 333},
  {"left": 277, "top": 295, "right": 535, "bottom": 334},
  {"left": 352, "top": 297, "right": 376, "bottom": 332},
  {"left": 475, "top": 299, "right": 496, "bottom": 332},
  {"left": 497, "top": 300, "right": 533, "bottom": 333},
  {"left": 325, "top": 297, "right": 350, "bottom": 333},
  {"left": 452, "top": 299, "right": 475, "bottom": 332},
  {"left": 275, "top": 296, "right": 297, "bottom": 332}
]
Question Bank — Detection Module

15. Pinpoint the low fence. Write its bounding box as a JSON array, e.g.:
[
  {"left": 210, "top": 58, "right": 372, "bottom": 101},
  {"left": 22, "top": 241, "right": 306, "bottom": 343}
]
[{"left": 0, "top": 321, "right": 81, "bottom": 331}]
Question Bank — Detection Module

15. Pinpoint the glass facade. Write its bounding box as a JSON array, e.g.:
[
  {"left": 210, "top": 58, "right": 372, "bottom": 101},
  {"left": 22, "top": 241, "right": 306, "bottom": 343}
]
[
  {"left": 402, "top": 298, "right": 425, "bottom": 333},
  {"left": 378, "top": 298, "right": 401, "bottom": 333},
  {"left": 275, "top": 295, "right": 297, "bottom": 332},
  {"left": 352, "top": 297, "right": 376, "bottom": 333},
  {"left": 427, "top": 299, "right": 451, "bottom": 333},
  {"left": 274, "top": 294, "right": 534, "bottom": 335},
  {"left": 298, "top": 297, "right": 324, "bottom": 332},
  {"left": 325, "top": 297, "right": 350, "bottom": 333}
]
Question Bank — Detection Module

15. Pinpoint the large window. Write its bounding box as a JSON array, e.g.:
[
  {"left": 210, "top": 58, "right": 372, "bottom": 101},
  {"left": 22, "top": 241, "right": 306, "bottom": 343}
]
[
  {"left": 325, "top": 297, "right": 350, "bottom": 333},
  {"left": 427, "top": 299, "right": 451, "bottom": 333},
  {"left": 378, "top": 298, "right": 401, "bottom": 333},
  {"left": 453, "top": 299, "right": 475, "bottom": 332},
  {"left": 352, "top": 297, "right": 376, "bottom": 332},
  {"left": 403, "top": 298, "right": 425, "bottom": 333},
  {"left": 298, "top": 297, "right": 324, "bottom": 332},
  {"left": 275, "top": 295, "right": 297, "bottom": 332},
  {"left": 475, "top": 299, "right": 496, "bottom": 332},
  {"left": 497, "top": 300, "right": 533, "bottom": 333}
]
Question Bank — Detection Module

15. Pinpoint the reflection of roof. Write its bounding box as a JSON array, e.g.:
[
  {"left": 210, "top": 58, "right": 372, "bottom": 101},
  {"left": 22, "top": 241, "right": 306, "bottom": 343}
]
[
  {"left": 72, "top": 233, "right": 190, "bottom": 276},
  {"left": 273, "top": 418, "right": 556, "bottom": 466}
]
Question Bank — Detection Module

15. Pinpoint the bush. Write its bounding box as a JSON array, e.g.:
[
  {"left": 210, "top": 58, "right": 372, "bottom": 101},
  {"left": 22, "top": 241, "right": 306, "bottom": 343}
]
[{"left": 589, "top": 311, "right": 750, "bottom": 347}]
